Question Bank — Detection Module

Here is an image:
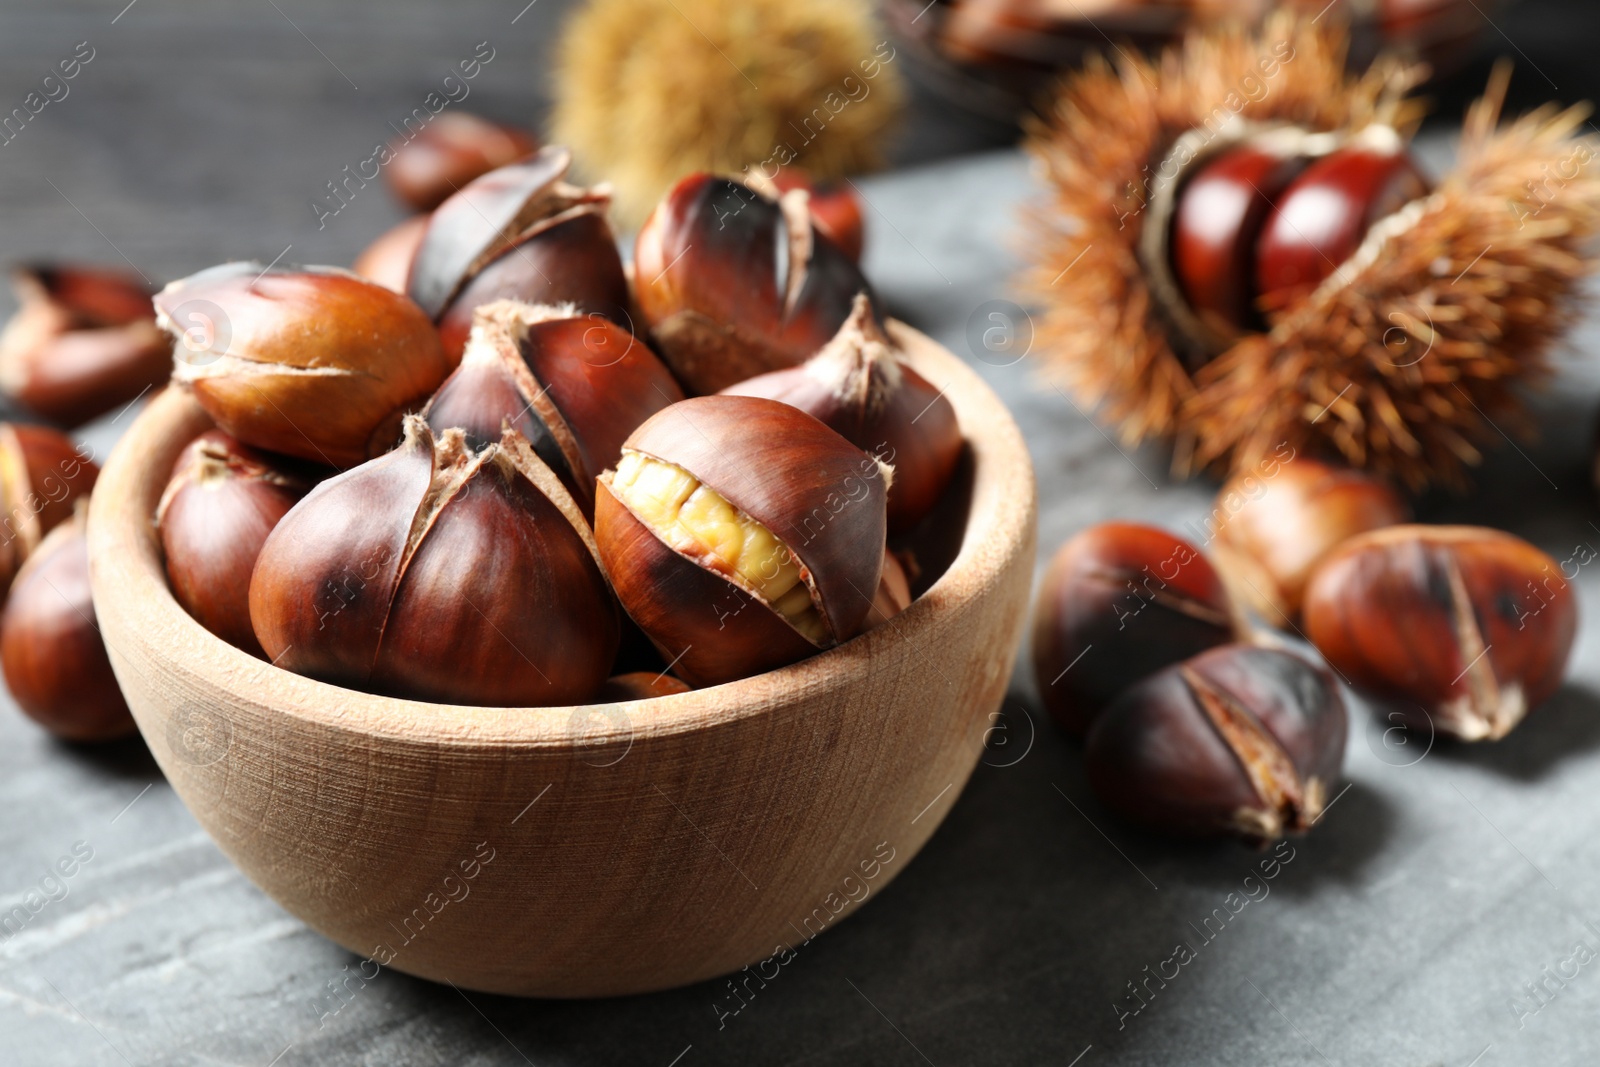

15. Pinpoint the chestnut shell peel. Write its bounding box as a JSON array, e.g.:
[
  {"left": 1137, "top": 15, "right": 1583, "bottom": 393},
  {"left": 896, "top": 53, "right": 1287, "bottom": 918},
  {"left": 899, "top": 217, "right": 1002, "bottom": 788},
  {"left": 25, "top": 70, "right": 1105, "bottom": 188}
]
[
  {"left": 1086, "top": 644, "right": 1347, "bottom": 844},
  {"left": 250, "top": 416, "right": 619, "bottom": 706}
]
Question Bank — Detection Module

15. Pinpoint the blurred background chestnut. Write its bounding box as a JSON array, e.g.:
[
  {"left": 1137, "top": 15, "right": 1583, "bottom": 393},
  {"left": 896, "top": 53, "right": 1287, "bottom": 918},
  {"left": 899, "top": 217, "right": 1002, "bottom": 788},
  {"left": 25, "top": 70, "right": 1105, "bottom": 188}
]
[
  {"left": 1, "top": 505, "right": 134, "bottom": 742},
  {"left": 1031, "top": 521, "right": 1237, "bottom": 737},
  {"left": 384, "top": 111, "right": 539, "bottom": 214},
  {"left": 1085, "top": 643, "right": 1347, "bottom": 843}
]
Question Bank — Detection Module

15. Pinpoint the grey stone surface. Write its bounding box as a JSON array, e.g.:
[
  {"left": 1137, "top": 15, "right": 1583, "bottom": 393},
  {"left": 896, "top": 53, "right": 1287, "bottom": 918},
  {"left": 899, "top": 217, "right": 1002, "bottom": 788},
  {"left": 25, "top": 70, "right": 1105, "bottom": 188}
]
[{"left": 6, "top": 1, "right": 1600, "bottom": 1065}]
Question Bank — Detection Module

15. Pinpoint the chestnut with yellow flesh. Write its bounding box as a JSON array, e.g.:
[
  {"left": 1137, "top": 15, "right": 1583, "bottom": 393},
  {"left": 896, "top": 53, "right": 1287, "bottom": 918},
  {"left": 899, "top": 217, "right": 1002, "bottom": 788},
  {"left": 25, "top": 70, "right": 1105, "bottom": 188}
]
[
  {"left": 609, "top": 451, "right": 825, "bottom": 643},
  {"left": 594, "top": 394, "right": 890, "bottom": 687}
]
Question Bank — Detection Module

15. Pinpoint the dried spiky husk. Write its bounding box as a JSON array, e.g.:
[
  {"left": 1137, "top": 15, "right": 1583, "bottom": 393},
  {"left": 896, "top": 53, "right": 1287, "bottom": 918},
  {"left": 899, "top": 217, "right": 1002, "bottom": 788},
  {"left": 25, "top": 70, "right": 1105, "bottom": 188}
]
[
  {"left": 1023, "top": 16, "right": 1600, "bottom": 489},
  {"left": 551, "top": 0, "right": 904, "bottom": 227}
]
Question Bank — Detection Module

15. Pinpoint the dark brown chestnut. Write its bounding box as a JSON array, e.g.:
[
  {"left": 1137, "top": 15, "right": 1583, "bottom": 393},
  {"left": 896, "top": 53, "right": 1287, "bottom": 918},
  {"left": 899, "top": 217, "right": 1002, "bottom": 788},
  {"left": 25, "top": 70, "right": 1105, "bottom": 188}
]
[
  {"left": 385, "top": 112, "right": 539, "bottom": 213},
  {"left": 352, "top": 214, "right": 431, "bottom": 293},
  {"left": 156, "top": 430, "right": 313, "bottom": 657},
  {"left": 1169, "top": 141, "right": 1304, "bottom": 337},
  {"left": 156, "top": 263, "right": 453, "bottom": 468},
  {"left": 768, "top": 169, "right": 865, "bottom": 264},
  {"left": 1085, "top": 644, "right": 1347, "bottom": 843},
  {"left": 1031, "top": 522, "right": 1237, "bottom": 737},
  {"left": 1304, "top": 525, "right": 1577, "bottom": 741},
  {"left": 722, "top": 295, "right": 960, "bottom": 533},
  {"left": 633, "top": 172, "right": 874, "bottom": 395},
  {"left": 422, "top": 300, "right": 683, "bottom": 515},
  {"left": 1, "top": 505, "right": 135, "bottom": 742},
  {"left": 250, "top": 417, "right": 619, "bottom": 706},
  {"left": 0, "top": 264, "right": 168, "bottom": 427},
  {"left": 405, "top": 147, "right": 631, "bottom": 362},
  {"left": 594, "top": 395, "right": 889, "bottom": 687},
  {"left": 0, "top": 422, "right": 99, "bottom": 593},
  {"left": 1255, "top": 140, "right": 1430, "bottom": 308},
  {"left": 1212, "top": 457, "right": 1409, "bottom": 623}
]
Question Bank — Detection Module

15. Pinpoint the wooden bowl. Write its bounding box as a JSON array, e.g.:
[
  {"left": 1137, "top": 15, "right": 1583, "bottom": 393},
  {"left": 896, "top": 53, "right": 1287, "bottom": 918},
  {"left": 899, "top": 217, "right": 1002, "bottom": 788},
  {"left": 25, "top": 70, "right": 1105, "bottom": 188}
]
[{"left": 86, "top": 322, "right": 1037, "bottom": 998}]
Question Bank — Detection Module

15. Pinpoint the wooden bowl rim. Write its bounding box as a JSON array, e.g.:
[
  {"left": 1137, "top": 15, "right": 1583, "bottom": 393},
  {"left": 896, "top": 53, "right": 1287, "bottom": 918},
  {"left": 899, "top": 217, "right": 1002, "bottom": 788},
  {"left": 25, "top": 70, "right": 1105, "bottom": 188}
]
[{"left": 89, "top": 319, "right": 1034, "bottom": 750}]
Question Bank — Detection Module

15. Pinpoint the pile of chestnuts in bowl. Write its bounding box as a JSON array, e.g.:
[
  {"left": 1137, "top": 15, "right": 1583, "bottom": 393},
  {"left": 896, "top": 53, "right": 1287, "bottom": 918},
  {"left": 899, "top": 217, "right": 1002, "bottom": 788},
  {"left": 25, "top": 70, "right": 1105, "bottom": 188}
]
[{"left": 80, "top": 147, "right": 1037, "bottom": 996}]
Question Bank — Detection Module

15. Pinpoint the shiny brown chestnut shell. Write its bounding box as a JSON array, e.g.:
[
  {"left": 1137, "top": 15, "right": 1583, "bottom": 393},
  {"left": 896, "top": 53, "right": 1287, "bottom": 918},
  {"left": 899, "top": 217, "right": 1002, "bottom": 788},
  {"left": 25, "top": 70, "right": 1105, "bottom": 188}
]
[
  {"left": 0, "top": 263, "right": 168, "bottom": 427},
  {"left": 1031, "top": 522, "right": 1237, "bottom": 737},
  {"left": 1303, "top": 525, "right": 1577, "bottom": 741},
  {"left": 384, "top": 112, "right": 539, "bottom": 213},
  {"left": 594, "top": 395, "right": 889, "bottom": 687},
  {"left": 352, "top": 214, "right": 431, "bottom": 293},
  {"left": 423, "top": 300, "right": 683, "bottom": 515},
  {"left": 596, "top": 671, "right": 692, "bottom": 701},
  {"left": 633, "top": 172, "right": 873, "bottom": 395},
  {"left": 1212, "top": 457, "right": 1409, "bottom": 624},
  {"left": 156, "top": 263, "right": 453, "bottom": 468},
  {"left": 1, "top": 506, "right": 135, "bottom": 742},
  {"left": 405, "top": 147, "right": 631, "bottom": 362},
  {"left": 1085, "top": 644, "right": 1347, "bottom": 844},
  {"left": 156, "top": 430, "right": 313, "bottom": 657},
  {"left": 0, "top": 422, "right": 99, "bottom": 593},
  {"left": 722, "top": 293, "right": 960, "bottom": 533},
  {"left": 769, "top": 169, "right": 865, "bottom": 264},
  {"left": 250, "top": 417, "right": 619, "bottom": 706}
]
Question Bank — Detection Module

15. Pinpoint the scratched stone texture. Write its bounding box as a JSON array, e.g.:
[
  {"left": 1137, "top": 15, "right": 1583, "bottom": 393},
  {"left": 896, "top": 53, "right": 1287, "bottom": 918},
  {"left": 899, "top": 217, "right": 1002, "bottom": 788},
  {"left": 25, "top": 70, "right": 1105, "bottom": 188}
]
[{"left": 4, "top": 1, "right": 1600, "bottom": 1065}]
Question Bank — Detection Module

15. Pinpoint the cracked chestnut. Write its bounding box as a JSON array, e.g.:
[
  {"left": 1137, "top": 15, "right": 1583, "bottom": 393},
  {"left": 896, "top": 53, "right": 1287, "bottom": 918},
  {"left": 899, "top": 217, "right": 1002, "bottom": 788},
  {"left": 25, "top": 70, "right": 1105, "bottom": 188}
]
[
  {"left": 0, "top": 422, "right": 99, "bottom": 592},
  {"left": 594, "top": 395, "right": 889, "bottom": 687},
  {"left": 0, "top": 264, "right": 167, "bottom": 427},
  {"left": 155, "top": 263, "right": 452, "bottom": 468},
  {"left": 423, "top": 300, "right": 683, "bottom": 516},
  {"left": 250, "top": 417, "right": 619, "bottom": 706},
  {"left": 1303, "top": 525, "right": 1577, "bottom": 741},
  {"left": 768, "top": 170, "right": 865, "bottom": 264},
  {"left": 385, "top": 112, "right": 539, "bottom": 213},
  {"left": 1085, "top": 644, "right": 1347, "bottom": 844},
  {"left": 1212, "top": 457, "right": 1409, "bottom": 623},
  {"left": 406, "top": 147, "right": 631, "bottom": 362},
  {"left": 722, "top": 294, "right": 960, "bottom": 532},
  {"left": 1, "top": 505, "right": 134, "bottom": 742},
  {"left": 633, "top": 172, "right": 874, "bottom": 395},
  {"left": 1032, "top": 522, "right": 1237, "bottom": 737},
  {"left": 156, "top": 430, "right": 313, "bottom": 657}
]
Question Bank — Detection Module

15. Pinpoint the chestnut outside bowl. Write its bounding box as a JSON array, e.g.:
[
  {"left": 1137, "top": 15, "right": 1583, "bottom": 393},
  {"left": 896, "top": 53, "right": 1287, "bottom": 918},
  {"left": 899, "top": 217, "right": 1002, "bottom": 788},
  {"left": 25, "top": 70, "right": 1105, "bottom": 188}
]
[{"left": 87, "top": 321, "right": 1037, "bottom": 998}]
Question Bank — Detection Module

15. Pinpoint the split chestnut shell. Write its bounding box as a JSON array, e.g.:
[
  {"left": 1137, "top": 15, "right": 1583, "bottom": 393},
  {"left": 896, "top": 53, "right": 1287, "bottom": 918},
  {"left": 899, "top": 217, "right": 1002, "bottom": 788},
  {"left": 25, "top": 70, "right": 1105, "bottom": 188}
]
[
  {"left": 594, "top": 395, "right": 889, "bottom": 687},
  {"left": 250, "top": 417, "right": 619, "bottom": 706}
]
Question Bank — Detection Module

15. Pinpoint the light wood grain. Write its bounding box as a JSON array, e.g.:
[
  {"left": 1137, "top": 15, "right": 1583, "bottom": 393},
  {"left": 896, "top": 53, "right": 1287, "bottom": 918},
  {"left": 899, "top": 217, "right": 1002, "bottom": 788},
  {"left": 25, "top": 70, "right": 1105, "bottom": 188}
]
[{"left": 85, "top": 321, "right": 1037, "bottom": 998}]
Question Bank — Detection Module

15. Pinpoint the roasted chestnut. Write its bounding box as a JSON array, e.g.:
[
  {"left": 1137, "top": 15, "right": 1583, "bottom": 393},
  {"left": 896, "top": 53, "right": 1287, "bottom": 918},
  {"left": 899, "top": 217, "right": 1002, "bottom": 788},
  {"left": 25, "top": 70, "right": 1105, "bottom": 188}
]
[
  {"left": 1212, "top": 457, "right": 1409, "bottom": 623},
  {"left": 0, "top": 422, "right": 99, "bottom": 592},
  {"left": 423, "top": 300, "right": 683, "bottom": 515},
  {"left": 722, "top": 294, "right": 960, "bottom": 532},
  {"left": 156, "top": 263, "right": 453, "bottom": 468},
  {"left": 406, "top": 147, "right": 631, "bottom": 362},
  {"left": 594, "top": 395, "right": 889, "bottom": 687},
  {"left": 1085, "top": 644, "right": 1347, "bottom": 844},
  {"left": 1169, "top": 141, "right": 1303, "bottom": 338},
  {"left": 1, "top": 505, "right": 135, "bottom": 742},
  {"left": 1031, "top": 522, "right": 1237, "bottom": 737},
  {"left": 1255, "top": 140, "right": 1430, "bottom": 308},
  {"left": 768, "top": 170, "right": 866, "bottom": 264},
  {"left": 156, "top": 431, "right": 313, "bottom": 657},
  {"left": 1303, "top": 525, "right": 1577, "bottom": 741},
  {"left": 352, "top": 214, "right": 431, "bottom": 293},
  {"left": 596, "top": 671, "right": 691, "bottom": 701},
  {"left": 0, "top": 264, "right": 167, "bottom": 427},
  {"left": 633, "top": 172, "right": 874, "bottom": 395},
  {"left": 385, "top": 112, "right": 539, "bottom": 213},
  {"left": 250, "top": 417, "right": 619, "bottom": 706}
]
